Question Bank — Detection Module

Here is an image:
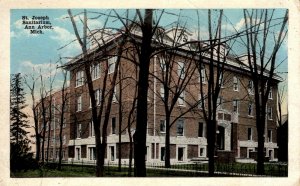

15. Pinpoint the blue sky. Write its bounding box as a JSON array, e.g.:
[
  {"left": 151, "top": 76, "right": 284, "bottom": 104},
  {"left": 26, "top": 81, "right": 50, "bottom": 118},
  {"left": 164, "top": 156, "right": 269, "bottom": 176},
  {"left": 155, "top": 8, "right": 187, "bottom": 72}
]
[{"left": 10, "top": 9, "right": 288, "bottom": 103}]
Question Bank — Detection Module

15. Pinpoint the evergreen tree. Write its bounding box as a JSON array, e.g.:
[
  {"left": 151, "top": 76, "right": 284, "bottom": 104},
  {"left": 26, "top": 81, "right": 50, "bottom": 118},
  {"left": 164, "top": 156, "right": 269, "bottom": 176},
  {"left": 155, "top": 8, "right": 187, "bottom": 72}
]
[{"left": 10, "top": 73, "right": 34, "bottom": 171}]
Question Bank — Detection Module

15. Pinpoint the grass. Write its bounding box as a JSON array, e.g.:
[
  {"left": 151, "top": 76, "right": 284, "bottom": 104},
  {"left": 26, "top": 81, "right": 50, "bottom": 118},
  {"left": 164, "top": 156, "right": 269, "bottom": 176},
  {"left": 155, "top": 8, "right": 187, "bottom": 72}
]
[{"left": 10, "top": 162, "right": 287, "bottom": 177}]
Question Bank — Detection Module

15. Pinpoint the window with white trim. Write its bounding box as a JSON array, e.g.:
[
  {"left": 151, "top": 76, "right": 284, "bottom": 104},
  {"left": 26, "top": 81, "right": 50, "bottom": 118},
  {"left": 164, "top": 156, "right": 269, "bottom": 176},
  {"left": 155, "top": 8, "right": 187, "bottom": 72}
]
[
  {"left": 233, "top": 76, "right": 239, "bottom": 91},
  {"left": 198, "top": 122, "right": 205, "bottom": 137},
  {"left": 77, "top": 123, "right": 82, "bottom": 138},
  {"left": 248, "top": 101, "right": 253, "bottom": 116},
  {"left": 111, "top": 117, "right": 116, "bottom": 134},
  {"left": 160, "top": 120, "right": 166, "bottom": 133},
  {"left": 248, "top": 80, "right": 254, "bottom": 94},
  {"left": 63, "top": 135, "right": 66, "bottom": 145},
  {"left": 178, "top": 91, "right": 185, "bottom": 106},
  {"left": 233, "top": 99, "right": 239, "bottom": 113},
  {"left": 247, "top": 128, "right": 252, "bottom": 141},
  {"left": 76, "top": 95, "right": 82, "bottom": 112},
  {"left": 267, "top": 106, "right": 272, "bottom": 120},
  {"left": 63, "top": 117, "right": 66, "bottom": 128},
  {"left": 176, "top": 119, "right": 184, "bottom": 136},
  {"left": 112, "top": 87, "right": 117, "bottom": 102},
  {"left": 267, "top": 130, "right": 272, "bottom": 142},
  {"left": 198, "top": 94, "right": 205, "bottom": 109},
  {"left": 90, "top": 89, "right": 101, "bottom": 106},
  {"left": 90, "top": 63, "right": 100, "bottom": 80},
  {"left": 89, "top": 121, "right": 95, "bottom": 137},
  {"left": 160, "top": 86, "right": 165, "bottom": 101},
  {"left": 268, "top": 87, "right": 273, "bottom": 99},
  {"left": 160, "top": 147, "right": 165, "bottom": 161},
  {"left": 199, "top": 147, "right": 205, "bottom": 157},
  {"left": 177, "top": 147, "right": 185, "bottom": 161},
  {"left": 108, "top": 56, "right": 117, "bottom": 74},
  {"left": 75, "top": 70, "right": 84, "bottom": 87},
  {"left": 177, "top": 62, "right": 185, "bottom": 79},
  {"left": 219, "top": 72, "right": 224, "bottom": 87},
  {"left": 89, "top": 147, "right": 96, "bottom": 160},
  {"left": 199, "top": 66, "right": 206, "bottom": 83}
]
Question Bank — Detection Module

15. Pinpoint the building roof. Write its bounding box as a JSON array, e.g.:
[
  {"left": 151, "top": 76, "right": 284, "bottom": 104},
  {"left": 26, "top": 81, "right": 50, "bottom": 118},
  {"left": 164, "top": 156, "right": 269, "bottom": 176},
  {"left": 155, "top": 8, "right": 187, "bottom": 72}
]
[{"left": 62, "top": 26, "right": 282, "bottom": 82}]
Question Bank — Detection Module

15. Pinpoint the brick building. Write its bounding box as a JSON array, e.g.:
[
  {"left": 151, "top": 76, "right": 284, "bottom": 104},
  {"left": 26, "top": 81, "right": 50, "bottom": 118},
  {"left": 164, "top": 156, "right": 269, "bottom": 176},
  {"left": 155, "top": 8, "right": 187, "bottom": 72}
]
[
  {"left": 54, "top": 27, "right": 280, "bottom": 164},
  {"left": 39, "top": 88, "right": 71, "bottom": 162}
]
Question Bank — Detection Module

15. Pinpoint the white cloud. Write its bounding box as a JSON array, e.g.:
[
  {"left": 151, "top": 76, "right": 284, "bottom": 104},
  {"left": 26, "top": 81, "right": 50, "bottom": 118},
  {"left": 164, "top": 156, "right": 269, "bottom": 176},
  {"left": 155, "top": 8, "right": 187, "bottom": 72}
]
[
  {"left": 51, "top": 26, "right": 76, "bottom": 43},
  {"left": 50, "top": 26, "right": 81, "bottom": 57},
  {"left": 20, "top": 60, "right": 59, "bottom": 79}
]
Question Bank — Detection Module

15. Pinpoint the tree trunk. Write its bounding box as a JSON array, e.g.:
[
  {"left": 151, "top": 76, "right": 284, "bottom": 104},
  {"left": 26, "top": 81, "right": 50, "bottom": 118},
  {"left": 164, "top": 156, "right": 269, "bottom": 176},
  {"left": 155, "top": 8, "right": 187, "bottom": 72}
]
[
  {"left": 256, "top": 117, "right": 265, "bottom": 175},
  {"left": 207, "top": 119, "right": 216, "bottom": 176},
  {"left": 164, "top": 115, "right": 171, "bottom": 168},
  {"left": 134, "top": 9, "right": 153, "bottom": 177}
]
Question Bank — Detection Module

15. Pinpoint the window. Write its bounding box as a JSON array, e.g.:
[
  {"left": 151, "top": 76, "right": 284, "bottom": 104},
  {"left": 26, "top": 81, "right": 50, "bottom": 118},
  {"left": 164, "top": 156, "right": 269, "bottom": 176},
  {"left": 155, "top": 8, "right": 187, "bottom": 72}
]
[
  {"left": 176, "top": 119, "right": 184, "bottom": 136},
  {"left": 160, "top": 86, "right": 165, "bottom": 100},
  {"left": 267, "top": 106, "right": 272, "bottom": 120},
  {"left": 77, "top": 124, "right": 82, "bottom": 138},
  {"left": 198, "top": 94, "right": 205, "bottom": 109},
  {"left": 178, "top": 147, "right": 184, "bottom": 161},
  {"left": 110, "top": 146, "right": 115, "bottom": 161},
  {"left": 108, "top": 56, "right": 117, "bottom": 74},
  {"left": 77, "top": 95, "right": 82, "bottom": 112},
  {"left": 63, "top": 117, "right": 66, "bottom": 128},
  {"left": 233, "top": 100, "right": 239, "bottom": 113},
  {"left": 160, "top": 58, "right": 166, "bottom": 72},
  {"left": 76, "top": 70, "right": 84, "bottom": 87},
  {"left": 267, "top": 130, "right": 272, "bottom": 142},
  {"left": 177, "top": 62, "right": 185, "bottom": 79},
  {"left": 160, "top": 120, "right": 166, "bottom": 133},
  {"left": 248, "top": 80, "right": 254, "bottom": 94},
  {"left": 89, "top": 121, "right": 95, "bottom": 137},
  {"left": 112, "top": 87, "right": 117, "bottom": 102},
  {"left": 219, "top": 72, "right": 224, "bottom": 87},
  {"left": 90, "top": 89, "right": 101, "bottom": 107},
  {"left": 89, "top": 147, "right": 96, "bottom": 160},
  {"left": 178, "top": 91, "right": 185, "bottom": 106},
  {"left": 248, "top": 128, "right": 252, "bottom": 141},
  {"left": 63, "top": 135, "right": 66, "bottom": 145},
  {"left": 76, "top": 148, "right": 80, "bottom": 160},
  {"left": 268, "top": 87, "right": 273, "bottom": 99},
  {"left": 199, "top": 66, "right": 206, "bottom": 83},
  {"left": 111, "top": 117, "right": 116, "bottom": 134},
  {"left": 198, "top": 122, "right": 205, "bottom": 137},
  {"left": 217, "top": 97, "right": 223, "bottom": 109},
  {"left": 199, "top": 147, "right": 205, "bottom": 157},
  {"left": 90, "top": 63, "right": 100, "bottom": 80},
  {"left": 248, "top": 101, "right": 253, "bottom": 116},
  {"left": 160, "top": 147, "right": 165, "bottom": 161},
  {"left": 233, "top": 76, "right": 239, "bottom": 91}
]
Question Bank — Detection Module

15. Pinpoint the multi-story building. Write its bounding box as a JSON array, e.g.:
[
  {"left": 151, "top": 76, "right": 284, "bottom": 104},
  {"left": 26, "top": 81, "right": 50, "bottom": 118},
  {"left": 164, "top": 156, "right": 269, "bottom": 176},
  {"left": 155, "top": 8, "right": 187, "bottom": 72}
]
[
  {"left": 38, "top": 88, "right": 70, "bottom": 162},
  {"left": 61, "top": 27, "right": 280, "bottom": 164}
]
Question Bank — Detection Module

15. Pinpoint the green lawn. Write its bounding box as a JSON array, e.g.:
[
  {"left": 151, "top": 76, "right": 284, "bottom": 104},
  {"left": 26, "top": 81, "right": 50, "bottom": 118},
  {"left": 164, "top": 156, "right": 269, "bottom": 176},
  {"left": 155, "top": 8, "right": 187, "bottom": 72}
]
[{"left": 10, "top": 162, "right": 287, "bottom": 177}]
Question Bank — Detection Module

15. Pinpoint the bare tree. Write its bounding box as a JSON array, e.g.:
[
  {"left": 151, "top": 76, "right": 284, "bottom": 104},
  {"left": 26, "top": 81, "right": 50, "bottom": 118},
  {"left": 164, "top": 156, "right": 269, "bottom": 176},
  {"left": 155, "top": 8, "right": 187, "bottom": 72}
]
[
  {"left": 67, "top": 9, "right": 134, "bottom": 176},
  {"left": 57, "top": 58, "right": 70, "bottom": 170},
  {"left": 242, "top": 9, "right": 288, "bottom": 175},
  {"left": 194, "top": 9, "right": 228, "bottom": 176},
  {"left": 151, "top": 25, "right": 200, "bottom": 168},
  {"left": 38, "top": 67, "right": 56, "bottom": 163},
  {"left": 24, "top": 73, "right": 41, "bottom": 162}
]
